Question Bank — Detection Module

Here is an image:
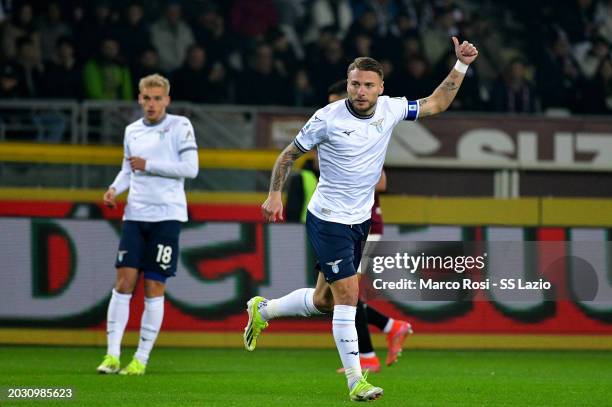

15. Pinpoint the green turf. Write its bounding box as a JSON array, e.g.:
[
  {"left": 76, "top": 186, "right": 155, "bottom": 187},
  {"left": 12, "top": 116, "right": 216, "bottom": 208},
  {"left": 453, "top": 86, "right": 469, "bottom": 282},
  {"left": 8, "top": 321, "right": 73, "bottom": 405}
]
[{"left": 0, "top": 346, "right": 611, "bottom": 406}]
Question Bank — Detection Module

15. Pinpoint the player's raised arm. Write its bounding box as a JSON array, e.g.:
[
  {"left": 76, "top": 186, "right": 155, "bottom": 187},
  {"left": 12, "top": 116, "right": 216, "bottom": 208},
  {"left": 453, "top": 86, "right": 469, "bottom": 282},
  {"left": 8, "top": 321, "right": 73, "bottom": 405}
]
[
  {"left": 262, "top": 142, "right": 305, "bottom": 223},
  {"left": 417, "top": 37, "right": 478, "bottom": 118}
]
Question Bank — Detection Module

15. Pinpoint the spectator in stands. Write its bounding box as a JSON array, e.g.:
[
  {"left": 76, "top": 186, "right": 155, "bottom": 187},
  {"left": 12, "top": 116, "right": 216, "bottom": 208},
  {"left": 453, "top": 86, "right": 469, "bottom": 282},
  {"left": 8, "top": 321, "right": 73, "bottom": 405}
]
[
  {"left": 172, "top": 44, "right": 228, "bottom": 103},
  {"left": 73, "top": 1, "right": 118, "bottom": 61},
  {"left": 361, "top": 0, "right": 401, "bottom": 37},
  {"left": 267, "top": 28, "right": 300, "bottom": 79},
  {"left": 14, "top": 36, "right": 44, "bottom": 98},
  {"left": 236, "top": 43, "right": 289, "bottom": 105},
  {"left": 275, "top": 0, "right": 306, "bottom": 28},
  {"left": 536, "top": 32, "right": 584, "bottom": 112},
  {"left": 386, "top": 54, "right": 434, "bottom": 101},
  {"left": 344, "top": 8, "right": 380, "bottom": 52},
  {"left": 595, "top": 0, "right": 612, "bottom": 44},
  {"left": 306, "top": 0, "right": 353, "bottom": 41},
  {"left": 379, "top": 57, "right": 396, "bottom": 89},
  {"left": 576, "top": 37, "right": 611, "bottom": 80},
  {"left": 37, "top": 2, "right": 72, "bottom": 62},
  {"left": 115, "top": 2, "right": 150, "bottom": 69},
  {"left": 14, "top": 36, "right": 67, "bottom": 142},
  {"left": 309, "top": 38, "right": 348, "bottom": 104},
  {"left": 389, "top": 6, "right": 419, "bottom": 37},
  {"left": 345, "top": 33, "right": 374, "bottom": 60},
  {"left": 385, "top": 13, "right": 419, "bottom": 65},
  {"left": 557, "top": 0, "right": 597, "bottom": 44},
  {"left": 490, "top": 58, "right": 537, "bottom": 113},
  {"left": 0, "top": 62, "right": 24, "bottom": 98},
  {"left": 399, "top": 34, "right": 424, "bottom": 62},
  {"left": 230, "top": 0, "right": 278, "bottom": 42},
  {"left": 304, "top": 25, "right": 337, "bottom": 69},
  {"left": 456, "top": 16, "right": 506, "bottom": 85},
  {"left": 131, "top": 46, "right": 163, "bottom": 96},
  {"left": 273, "top": 1, "right": 308, "bottom": 62},
  {"left": 150, "top": 1, "right": 195, "bottom": 72},
  {"left": 0, "top": 63, "right": 26, "bottom": 141},
  {"left": 1, "top": 2, "right": 40, "bottom": 62},
  {"left": 83, "top": 37, "right": 133, "bottom": 100},
  {"left": 293, "top": 68, "right": 317, "bottom": 107},
  {"left": 422, "top": 7, "right": 459, "bottom": 67},
  {"left": 43, "top": 36, "right": 83, "bottom": 100},
  {"left": 581, "top": 55, "right": 612, "bottom": 114},
  {"left": 192, "top": 3, "right": 235, "bottom": 66}
]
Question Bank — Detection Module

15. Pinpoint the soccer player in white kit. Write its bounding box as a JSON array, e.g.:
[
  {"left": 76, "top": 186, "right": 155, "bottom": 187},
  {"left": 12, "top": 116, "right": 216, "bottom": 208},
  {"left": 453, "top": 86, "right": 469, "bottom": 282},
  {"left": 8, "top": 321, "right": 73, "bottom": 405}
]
[
  {"left": 96, "top": 74, "right": 198, "bottom": 375},
  {"left": 245, "top": 37, "right": 478, "bottom": 401}
]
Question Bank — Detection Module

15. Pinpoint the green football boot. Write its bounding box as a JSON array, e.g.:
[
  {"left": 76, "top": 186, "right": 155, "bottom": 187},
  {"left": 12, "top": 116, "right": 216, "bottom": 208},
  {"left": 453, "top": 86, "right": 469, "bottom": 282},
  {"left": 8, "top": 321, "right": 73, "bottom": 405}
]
[
  {"left": 119, "top": 358, "right": 146, "bottom": 376},
  {"left": 96, "top": 354, "right": 120, "bottom": 374},
  {"left": 349, "top": 371, "right": 384, "bottom": 402},
  {"left": 243, "top": 296, "right": 269, "bottom": 351}
]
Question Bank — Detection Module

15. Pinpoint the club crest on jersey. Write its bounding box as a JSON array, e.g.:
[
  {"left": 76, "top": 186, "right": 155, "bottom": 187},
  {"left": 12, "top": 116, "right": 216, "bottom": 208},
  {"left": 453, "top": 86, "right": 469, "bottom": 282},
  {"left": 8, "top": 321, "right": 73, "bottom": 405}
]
[
  {"left": 326, "top": 259, "right": 343, "bottom": 274},
  {"left": 370, "top": 118, "right": 384, "bottom": 133},
  {"left": 158, "top": 127, "right": 170, "bottom": 140}
]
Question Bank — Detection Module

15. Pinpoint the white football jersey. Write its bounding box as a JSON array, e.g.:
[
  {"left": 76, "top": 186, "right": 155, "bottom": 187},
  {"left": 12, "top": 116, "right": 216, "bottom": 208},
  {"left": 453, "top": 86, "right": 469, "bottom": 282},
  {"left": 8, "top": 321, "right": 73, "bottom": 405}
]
[
  {"left": 110, "top": 113, "right": 199, "bottom": 222},
  {"left": 294, "top": 96, "right": 419, "bottom": 224}
]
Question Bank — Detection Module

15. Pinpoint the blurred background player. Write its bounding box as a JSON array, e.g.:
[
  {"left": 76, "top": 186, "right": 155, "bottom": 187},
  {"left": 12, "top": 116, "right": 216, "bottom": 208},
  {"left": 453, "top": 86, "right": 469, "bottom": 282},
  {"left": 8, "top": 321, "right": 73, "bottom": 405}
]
[
  {"left": 96, "top": 74, "right": 199, "bottom": 375},
  {"left": 247, "top": 38, "right": 479, "bottom": 401},
  {"left": 286, "top": 79, "right": 412, "bottom": 373}
]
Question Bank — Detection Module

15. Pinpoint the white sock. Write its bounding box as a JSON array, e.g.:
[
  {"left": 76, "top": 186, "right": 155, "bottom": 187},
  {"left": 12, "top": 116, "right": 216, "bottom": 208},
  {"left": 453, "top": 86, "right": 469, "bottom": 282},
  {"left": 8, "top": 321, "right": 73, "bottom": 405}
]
[
  {"left": 333, "top": 305, "right": 362, "bottom": 390},
  {"left": 259, "top": 288, "right": 323, "bottom": 321},
  {"left": 134, "top": 296, "right": 164, "bottom": 365},
  {"left": 383, "top": 318, "right": 395, "bottom": 334},
  {"left": 106, "top": 289, "right": 132, "bottom": 358}
]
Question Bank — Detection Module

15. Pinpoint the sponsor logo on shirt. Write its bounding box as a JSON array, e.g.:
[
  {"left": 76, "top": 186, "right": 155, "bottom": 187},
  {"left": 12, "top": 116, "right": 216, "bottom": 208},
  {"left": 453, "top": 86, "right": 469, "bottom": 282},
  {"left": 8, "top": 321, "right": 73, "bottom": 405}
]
[{"left": 181, "top": 130, "right": 194, "bottom": 144}]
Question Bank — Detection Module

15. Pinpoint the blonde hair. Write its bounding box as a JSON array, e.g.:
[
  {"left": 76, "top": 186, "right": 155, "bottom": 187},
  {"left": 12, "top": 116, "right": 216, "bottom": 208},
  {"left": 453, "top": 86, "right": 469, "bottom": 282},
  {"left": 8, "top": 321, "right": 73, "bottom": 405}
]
[{"left": 138, "top": 73, "right": 170, "bottom": 95}]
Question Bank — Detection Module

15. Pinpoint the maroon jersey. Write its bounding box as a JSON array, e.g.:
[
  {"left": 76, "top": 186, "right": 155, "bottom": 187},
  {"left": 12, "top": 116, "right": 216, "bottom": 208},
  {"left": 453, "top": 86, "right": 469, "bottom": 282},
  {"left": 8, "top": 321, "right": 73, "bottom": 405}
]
[{"left": 370, "top": 192, "right": 383, "bottom": 235}]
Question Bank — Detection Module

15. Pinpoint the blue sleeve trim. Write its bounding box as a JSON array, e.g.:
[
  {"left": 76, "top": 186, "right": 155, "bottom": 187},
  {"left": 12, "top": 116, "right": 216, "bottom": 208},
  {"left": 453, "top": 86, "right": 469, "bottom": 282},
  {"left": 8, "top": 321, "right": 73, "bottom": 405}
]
[
  {"left": 178, "top": 147, "right": 198, "bottom": 154},
  {"left": 405, "top": 100, "right": 419, "bottom": 121},
  {"left": 293, "top": 138, "right": 308, "bottom": 153}
]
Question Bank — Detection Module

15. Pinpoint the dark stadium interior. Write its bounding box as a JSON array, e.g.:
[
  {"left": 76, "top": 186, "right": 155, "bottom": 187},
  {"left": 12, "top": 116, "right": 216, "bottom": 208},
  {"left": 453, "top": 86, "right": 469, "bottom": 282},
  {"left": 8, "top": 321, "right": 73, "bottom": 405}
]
[{"left": 1, "top": 0, "right": 610, "bottom": 113}]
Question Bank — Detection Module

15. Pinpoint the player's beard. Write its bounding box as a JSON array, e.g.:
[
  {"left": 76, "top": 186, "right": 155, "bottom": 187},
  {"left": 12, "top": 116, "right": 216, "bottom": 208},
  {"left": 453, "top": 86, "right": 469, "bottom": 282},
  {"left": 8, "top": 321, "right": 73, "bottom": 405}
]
[{"left": 348, "top": 95, "right": 377, "bottom": 115}]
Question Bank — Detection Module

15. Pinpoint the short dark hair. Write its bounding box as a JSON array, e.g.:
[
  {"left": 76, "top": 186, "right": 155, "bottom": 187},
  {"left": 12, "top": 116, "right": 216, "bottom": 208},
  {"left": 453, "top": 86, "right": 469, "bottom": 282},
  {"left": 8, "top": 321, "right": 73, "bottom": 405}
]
[
  {"left": 347, "top": 57, "right": 384, "bottom": 80},
  {"left": 327, "top": 79, "right": 347, "bottom": 97}
]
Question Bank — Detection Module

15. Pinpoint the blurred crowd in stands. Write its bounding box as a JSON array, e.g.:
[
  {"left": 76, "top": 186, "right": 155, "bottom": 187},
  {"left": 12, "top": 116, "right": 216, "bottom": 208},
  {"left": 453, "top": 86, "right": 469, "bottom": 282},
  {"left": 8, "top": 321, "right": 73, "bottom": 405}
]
[{"left": 1, "top": 0, "right": 612, "bottom": 115}]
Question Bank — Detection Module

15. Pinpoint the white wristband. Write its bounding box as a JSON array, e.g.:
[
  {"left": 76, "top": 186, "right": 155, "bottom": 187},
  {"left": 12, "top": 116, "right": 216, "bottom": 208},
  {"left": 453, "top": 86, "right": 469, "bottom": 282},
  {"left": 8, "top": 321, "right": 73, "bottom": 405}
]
[{"left": 454, "top": 60, "right": 469, "bottom": 74}]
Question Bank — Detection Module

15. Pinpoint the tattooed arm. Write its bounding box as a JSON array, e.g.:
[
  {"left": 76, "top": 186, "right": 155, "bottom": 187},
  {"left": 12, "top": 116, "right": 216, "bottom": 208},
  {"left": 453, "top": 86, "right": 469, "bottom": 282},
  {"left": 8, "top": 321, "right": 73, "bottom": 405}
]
[
  {"left": 418, "top": 37, "right": 478, "bottom": 118},
  {"left": 262, "top": 142, "right": 305, "bottom": 222}
]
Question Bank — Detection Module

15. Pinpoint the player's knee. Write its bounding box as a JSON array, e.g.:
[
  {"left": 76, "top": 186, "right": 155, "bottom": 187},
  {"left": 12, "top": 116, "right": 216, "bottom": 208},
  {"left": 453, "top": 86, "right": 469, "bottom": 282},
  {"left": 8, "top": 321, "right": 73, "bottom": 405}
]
[
  {"left": 333, "top": 293, "right": 358, "bottom": 307},
  {"left": 313, "top": 292, "right": 334, "bottom": 313},
  {"left": 115, "top": 286, "right": 134, "bottom": 295},
  {"left": 115, "top": 277, "right": 136, "bottom": 294},
  {"left": 144, "top": 279, "right": 166, "bottom": 297}
]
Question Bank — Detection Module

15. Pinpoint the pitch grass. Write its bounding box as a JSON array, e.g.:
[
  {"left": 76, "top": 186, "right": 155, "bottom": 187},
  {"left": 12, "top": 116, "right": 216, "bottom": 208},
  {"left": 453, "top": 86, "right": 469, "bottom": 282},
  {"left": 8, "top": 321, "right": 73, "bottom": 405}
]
[{"left": 1, "top": 346, "right": 611, "bottom": 406}]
